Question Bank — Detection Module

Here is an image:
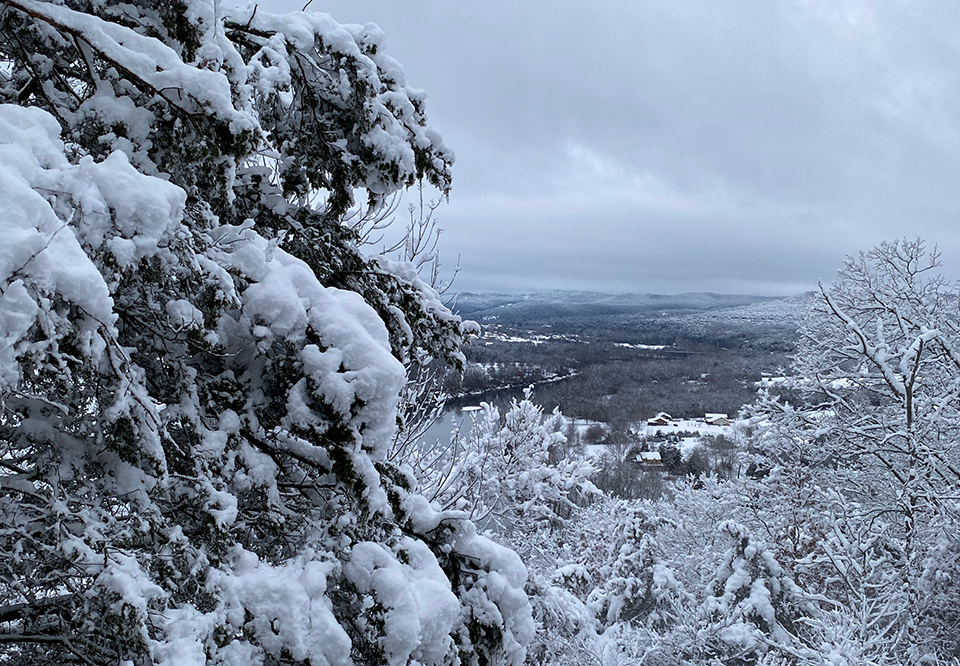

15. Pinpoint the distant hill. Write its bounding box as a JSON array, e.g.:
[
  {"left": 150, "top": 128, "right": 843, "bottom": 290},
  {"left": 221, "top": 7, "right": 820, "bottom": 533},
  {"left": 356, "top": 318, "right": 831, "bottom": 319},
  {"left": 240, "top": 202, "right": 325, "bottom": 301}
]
[{"left": 451, "top": 290, "right": 793, "bottom": 322}]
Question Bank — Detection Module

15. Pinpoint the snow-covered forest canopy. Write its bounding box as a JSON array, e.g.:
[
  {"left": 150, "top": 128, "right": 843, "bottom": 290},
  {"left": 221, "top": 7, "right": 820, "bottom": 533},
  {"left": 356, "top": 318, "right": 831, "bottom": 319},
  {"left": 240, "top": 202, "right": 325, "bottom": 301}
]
[{"left": 3, "top": 2, "right": 960, "bottom": 666}]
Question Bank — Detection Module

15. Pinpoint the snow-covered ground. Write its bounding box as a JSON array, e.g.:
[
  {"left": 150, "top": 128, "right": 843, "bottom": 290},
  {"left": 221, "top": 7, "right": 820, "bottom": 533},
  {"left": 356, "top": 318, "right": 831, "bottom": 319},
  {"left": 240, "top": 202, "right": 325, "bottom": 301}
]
[
  {"left": 639, "top": 420, "right": 732, "bottom": 437},
  {"left": 479, "top": 329, "right": 583, "bottom": 345},
  {"left": 578, "top": 417, "right": 737, "bottom": 464},
  {"left": 757, "top": 375, "right": 855, "bottom": 390}
]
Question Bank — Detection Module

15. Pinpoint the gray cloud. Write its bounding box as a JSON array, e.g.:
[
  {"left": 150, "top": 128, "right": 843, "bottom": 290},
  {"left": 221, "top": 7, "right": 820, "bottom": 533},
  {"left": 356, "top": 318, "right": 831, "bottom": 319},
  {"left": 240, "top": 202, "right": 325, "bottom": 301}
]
[{"left": 263, "top": 0, "right": 960, "bottom": 295}]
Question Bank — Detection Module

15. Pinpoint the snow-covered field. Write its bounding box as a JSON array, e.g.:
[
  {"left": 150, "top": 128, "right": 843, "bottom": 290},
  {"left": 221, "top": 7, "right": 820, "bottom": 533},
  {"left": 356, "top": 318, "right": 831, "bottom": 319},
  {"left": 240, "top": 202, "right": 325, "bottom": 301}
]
[
  {"left": 479, "top": 329, "right": 583, "bottom": 345},
  {"left": 572, "top": 417, "right": 736, "bottom": 463},
  {"left": 639, "top": 420, "right": 732, "bottom": 437}
]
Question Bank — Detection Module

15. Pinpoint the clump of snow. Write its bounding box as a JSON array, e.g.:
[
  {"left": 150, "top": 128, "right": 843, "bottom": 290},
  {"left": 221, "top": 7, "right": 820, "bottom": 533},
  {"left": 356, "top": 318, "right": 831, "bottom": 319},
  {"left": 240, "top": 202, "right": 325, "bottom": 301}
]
[
  {"left": 0, "top": 105, "right": 172, "bottom": 390},
  {"left": 17, "top": 0, "right": 257, "bottom": 133},
  {"left": 155, "top": 549, "right": 353, "bottom": 666},
  {"left": 345, "top": 538, "right": 460, "bottom": 665},
  {"left": 0, "top": 107, "right": 116, "bottom": 351},
  {"left": 227, "top": 4, "right": 454, "bottom": 195},
  {"left": 217, "top": 230, "right": 406, "bottom": 460}
]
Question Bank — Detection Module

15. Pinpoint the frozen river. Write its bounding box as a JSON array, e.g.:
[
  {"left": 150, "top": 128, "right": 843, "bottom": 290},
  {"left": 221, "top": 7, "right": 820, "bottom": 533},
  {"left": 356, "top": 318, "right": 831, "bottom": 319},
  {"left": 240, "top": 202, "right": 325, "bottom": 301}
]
[{"left": 418, "top": 405, "right": 484, "bottom": 448}]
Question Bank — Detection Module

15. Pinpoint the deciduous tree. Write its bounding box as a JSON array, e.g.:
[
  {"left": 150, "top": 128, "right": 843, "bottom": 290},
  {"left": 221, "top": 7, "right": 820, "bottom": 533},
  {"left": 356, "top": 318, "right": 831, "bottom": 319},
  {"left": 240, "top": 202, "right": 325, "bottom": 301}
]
[{"left": 757, "top": 238, "right": 960, "bottom": 661}]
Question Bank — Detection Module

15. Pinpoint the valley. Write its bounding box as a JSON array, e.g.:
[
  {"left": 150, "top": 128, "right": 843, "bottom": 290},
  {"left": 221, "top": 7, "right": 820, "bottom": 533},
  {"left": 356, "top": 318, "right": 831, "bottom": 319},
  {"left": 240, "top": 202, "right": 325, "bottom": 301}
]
[{"left": 448, "top": 290, "right": 808, "bottom": 423}]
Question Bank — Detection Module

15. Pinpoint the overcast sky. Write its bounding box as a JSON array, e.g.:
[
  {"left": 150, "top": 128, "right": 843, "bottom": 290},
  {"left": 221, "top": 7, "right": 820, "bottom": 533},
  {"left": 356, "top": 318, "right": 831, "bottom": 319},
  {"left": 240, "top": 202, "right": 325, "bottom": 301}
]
[{"left": 261, "top": 0, "right": 960, "bottom": 296}]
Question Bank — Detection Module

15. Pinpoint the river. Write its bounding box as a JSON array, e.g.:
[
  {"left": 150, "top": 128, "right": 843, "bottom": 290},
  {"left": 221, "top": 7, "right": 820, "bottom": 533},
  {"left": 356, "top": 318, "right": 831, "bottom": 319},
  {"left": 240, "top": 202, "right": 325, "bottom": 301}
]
[{"left": 418, "top": 375, "right": 579, "bottom": 448}]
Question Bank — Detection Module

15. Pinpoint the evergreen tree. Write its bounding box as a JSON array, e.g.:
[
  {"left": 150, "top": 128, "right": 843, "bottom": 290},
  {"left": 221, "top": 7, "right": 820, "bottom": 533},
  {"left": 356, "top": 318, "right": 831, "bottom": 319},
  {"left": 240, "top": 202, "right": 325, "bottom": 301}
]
[
  {"left": 699, "top": 521, "right": 815, "bottom": 665},
  {"left": 419, "top": 389, "right": 597, "bottom": 543},
  {"left": 586, "top": 502, "right": 687, "bottom": 633},
  {"left": 0, "top": 2, "right": 530, "bottom": 664}
]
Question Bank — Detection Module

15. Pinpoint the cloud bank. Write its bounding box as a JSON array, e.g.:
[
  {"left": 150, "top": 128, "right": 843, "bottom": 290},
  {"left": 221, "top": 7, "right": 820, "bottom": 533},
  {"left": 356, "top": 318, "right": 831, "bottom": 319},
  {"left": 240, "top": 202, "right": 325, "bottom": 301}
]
[{"left": 264, "top": 0, "right": 960, "bottom": 295}]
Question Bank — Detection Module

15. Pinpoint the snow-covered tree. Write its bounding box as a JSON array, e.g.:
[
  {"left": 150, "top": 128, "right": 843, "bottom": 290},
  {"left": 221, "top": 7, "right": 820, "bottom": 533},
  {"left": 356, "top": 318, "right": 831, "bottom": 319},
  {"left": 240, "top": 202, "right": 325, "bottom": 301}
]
[
  {"left": 698, "top": 521, "right": 816, "bottom": 665},
  {"left": 419, "top": 390, "right": 597, "bottom": 545},
  {"left": 656, "top": 474, "right": 747, "bottom": 591},
  {"left": 519, "top": 495, "right": 696, "bottom": 666},
  {"left": 0, "top": 2, "right": 531, "bottom": 665},
  {"left": 803, "top": 494, "right": 913, "bottom": 665},
  {"left": 585, "top": 502, "right": 687, "bottom": 633},
  {"left": 752, "top": 238, "right": 960, "bottom": 663},
  {"left": 406, "top": 392, "right": 602, "bottom": 666},
  {"left": 789, "top": 239, "right": 960, "bottom": 552}
]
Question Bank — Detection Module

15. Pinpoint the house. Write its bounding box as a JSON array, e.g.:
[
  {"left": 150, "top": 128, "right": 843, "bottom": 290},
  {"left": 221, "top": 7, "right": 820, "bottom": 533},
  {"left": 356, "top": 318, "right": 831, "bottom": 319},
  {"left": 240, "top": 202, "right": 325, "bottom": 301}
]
[
  {"left": 704, "top": 413, "right": 731, "bottom": 426},
  {"left": 638, "top": 451, "right": 663, "bottom": 468},
  {"left": 647, "top": 412, "right": 673, "bottom": 426}
]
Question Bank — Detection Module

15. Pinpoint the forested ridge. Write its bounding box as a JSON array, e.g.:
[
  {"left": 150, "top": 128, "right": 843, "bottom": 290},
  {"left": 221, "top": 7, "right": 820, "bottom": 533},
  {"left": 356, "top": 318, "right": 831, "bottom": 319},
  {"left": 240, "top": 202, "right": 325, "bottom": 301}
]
[{"left": 2, "top": 2, "right": 960, "bottom": 665}]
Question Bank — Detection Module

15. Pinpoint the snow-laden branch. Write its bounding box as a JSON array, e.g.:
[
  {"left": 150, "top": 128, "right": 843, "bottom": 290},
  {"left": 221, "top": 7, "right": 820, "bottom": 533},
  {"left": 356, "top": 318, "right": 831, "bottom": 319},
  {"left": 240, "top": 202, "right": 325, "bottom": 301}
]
[{"left": 4, "top": 0, "right": 257, "bottom": 132}]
